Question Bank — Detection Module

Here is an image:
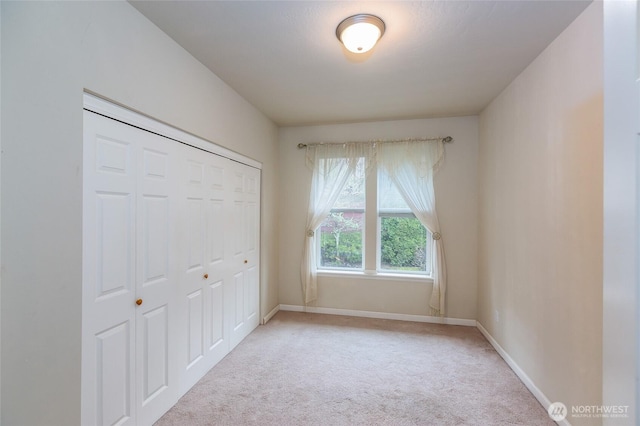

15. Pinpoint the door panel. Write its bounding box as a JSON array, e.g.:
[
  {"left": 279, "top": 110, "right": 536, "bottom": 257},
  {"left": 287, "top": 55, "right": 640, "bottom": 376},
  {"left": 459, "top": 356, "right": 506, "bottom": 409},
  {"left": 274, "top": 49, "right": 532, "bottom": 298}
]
[
  {"left": 186, "top": 289, "right": 204, "bottom": 368},
  {"left": 233, "top": 271, "right": 245, "bottom": 331},
  {"left": 95, "top": 192, "right": 134, "bottom": 300},
  {"left": 95, "top": 321, "right": 132, "bottom": 426},
  {"left": 140, "top": 305, "right": 169, "bottom": 403},
  {"left": 247, "top": 265, "right": 258, "bottom": 323},
  {"left": 208, "top": 200, "right": 225, "bottom": 265},
  {"left": 209, "top": 280, "right": 225, "bottom": 350},
  {"left": 96, "top": 137, "right": 131, "bottom": 179},
  {"left": 245, "top": 174, "right": 258, "bottom": 195},
  {"left": 186, "top": 199, "right": 206, "bottom": 271},
  {"left": 233, "top": 171, "right": 244, "bottom": 192},
  {"left": 143, "top": 149, "right": 168, "bottom": 180},
  {"left": 246, "top": 201, "right": 258, "bottom": 253},
  {"left": 142, "top": 196, "right": 169, "bottom": 286},
  {"left": 233, "top": 201, "right": 245, "bottom": 256},
  {"left": 188, "top": 161, "right": 204, "bottom": 185}
]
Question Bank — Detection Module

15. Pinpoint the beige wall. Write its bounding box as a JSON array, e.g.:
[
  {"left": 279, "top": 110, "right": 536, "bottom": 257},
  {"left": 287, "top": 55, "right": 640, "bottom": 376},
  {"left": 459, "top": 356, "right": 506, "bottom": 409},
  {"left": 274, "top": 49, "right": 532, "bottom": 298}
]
[
  {"left": 279, "top": 116, "right": 478, "bottom": 319},
  {"left": 1, "top": 2, "right": 278, "bottom": 424},
  {"left": 478, "top": 3, "right": 603, "bottom": 423}
]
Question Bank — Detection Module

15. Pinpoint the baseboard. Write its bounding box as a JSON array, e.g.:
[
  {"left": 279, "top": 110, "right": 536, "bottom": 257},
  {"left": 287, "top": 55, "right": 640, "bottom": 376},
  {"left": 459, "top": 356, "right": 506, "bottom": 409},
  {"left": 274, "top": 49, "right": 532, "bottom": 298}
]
[
  {"left": 261, "top": 304, "right": 280, "bottom": 325},
  {"left": 278, "top": 304, "right": 476, "bottom": 326},
  {"left": 476, "top": 322, "right": 570, "bottom": 426}
]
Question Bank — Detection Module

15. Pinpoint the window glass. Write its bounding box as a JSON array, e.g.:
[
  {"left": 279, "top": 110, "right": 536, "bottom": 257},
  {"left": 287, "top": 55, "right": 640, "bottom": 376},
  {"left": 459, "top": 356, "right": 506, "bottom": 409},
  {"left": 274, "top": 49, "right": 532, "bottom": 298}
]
[
  {"left": 378, "top": 170, "right": 406, "bottom": 211},
  {"left": 380, "top": 216, "right": 430, "bottom": 273},
  {"left": 332, "top": 159, "right": 365, "bottom": 209},
  {"left": 378, "top": 169, "right": 432, "bottom": 274},
  {"left": 318, "top": 158, "right": 365, "bottom": 269}
]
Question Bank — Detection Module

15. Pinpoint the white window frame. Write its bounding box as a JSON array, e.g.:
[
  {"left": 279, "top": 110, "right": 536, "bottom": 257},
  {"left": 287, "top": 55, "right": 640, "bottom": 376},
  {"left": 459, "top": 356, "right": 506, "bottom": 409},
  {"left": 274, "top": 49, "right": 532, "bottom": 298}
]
[{"left": 316, "top": 164, "right": 433, "bottom": 282}]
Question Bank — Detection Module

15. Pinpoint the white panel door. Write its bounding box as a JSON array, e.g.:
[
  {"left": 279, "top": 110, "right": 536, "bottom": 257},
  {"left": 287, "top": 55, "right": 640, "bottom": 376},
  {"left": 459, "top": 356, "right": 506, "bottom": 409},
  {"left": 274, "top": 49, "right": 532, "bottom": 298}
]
[
  {"left": 178, "top": 153, "right": 207, "bottom": 389},
  {"left": 82, "top": 111, "right": 179, "bottom": 426},
  {"left": 229, "top": 163, "right": 261, "bottom": 348},
  {"left": 134, "top": 132, "right": 179, "bottom": 426},
  {"left": 203, "top": 157, "right": 230, "bottom": 365},
  {"left": 177, "top": 145, "right": 231, "bottom": 394},
  {"left": 83, "top": 97, "right": 263, "bottom": 424},
  {"left": 83, "top": 111, "right": 138, "bottom": 426}
]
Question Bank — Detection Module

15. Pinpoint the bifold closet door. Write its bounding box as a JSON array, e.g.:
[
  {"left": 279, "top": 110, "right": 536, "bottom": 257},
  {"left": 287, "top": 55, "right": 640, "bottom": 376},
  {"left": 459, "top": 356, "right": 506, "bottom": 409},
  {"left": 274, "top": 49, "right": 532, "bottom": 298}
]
[
  {"left": 82, "top": 111, "right": 179, "bottom": 426},
  {"left": 83, "top": 100, "right": 262, "bottom": 425},
  {"left": 178, "top": 148, "right": 261, "bottom": 391},
  {"left": 178, "top": 145, "right": 231, "bottom": 394},
  {"left": 229, "top": 163, "right": 260, "bottom": 348}
]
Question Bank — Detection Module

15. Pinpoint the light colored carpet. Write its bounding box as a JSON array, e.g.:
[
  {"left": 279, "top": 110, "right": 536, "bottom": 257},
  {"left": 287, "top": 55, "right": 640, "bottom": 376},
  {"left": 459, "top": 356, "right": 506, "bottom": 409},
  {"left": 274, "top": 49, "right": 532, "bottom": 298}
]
[{"left": 155, "top": 311, "right": 554, "bottom": 426}]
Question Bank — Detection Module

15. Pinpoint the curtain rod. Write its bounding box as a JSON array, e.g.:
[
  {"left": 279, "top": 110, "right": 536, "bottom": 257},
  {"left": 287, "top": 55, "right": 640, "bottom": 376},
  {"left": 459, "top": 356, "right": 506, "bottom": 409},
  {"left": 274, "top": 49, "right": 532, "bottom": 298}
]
[{"left": 297, "top": 136, "right": 453, "bottom": 149}]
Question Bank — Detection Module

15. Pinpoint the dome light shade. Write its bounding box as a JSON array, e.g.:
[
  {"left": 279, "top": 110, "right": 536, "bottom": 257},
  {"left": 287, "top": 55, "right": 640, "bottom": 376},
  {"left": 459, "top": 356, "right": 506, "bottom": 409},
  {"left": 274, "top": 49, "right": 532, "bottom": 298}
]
[{"left": 336, "top": 14, "right": 385, "bottom": 54}]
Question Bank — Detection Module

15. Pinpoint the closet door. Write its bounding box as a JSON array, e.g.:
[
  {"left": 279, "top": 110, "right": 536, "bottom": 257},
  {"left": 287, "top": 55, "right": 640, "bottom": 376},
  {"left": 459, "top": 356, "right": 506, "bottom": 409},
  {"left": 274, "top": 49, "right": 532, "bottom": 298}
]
[
  {"left": 82, "top": 111, "right": 178, "bottom": 426},
  {"left": 82, "top": 111, "right": 137, "bottom": 426},
  {"left": 134, "top": 130, "right": 179, "bottom": 425},
  {"left": 178, "top": 145, "right": 231, "bottom": 394},
  {"left": 83, "top": 96, "right": 263, "bottom": 424},
  {"left": 229, "top": 162, "right": 261, "bottom": 348}
]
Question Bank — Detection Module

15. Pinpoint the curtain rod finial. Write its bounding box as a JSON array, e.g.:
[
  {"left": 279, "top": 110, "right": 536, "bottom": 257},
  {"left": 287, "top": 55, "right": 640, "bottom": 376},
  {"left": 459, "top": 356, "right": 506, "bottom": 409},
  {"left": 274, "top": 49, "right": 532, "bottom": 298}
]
[
  {"left": 297, "top": 143, "right": 307, "bottom": 149},
  {"left": 443, "top": 136, "right": 453, "bottom": 143}
]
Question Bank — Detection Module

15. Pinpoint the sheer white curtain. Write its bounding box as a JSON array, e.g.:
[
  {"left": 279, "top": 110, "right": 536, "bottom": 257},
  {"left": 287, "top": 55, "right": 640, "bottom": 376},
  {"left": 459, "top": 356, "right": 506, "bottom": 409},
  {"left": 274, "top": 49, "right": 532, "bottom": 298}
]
[
  {"left": 301, "top": 143, "right": 373, "bottom": 304},
  {"left": 377, "top": 140, "right": 447, "bottom": 316}
]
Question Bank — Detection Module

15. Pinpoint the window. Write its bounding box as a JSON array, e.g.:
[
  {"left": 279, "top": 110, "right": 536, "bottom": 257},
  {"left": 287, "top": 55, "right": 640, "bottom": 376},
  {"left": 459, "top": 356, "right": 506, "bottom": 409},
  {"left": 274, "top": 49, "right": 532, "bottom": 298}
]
[
  {"left": 378, "top": 169, "right": 432, "bottom": 275},
  {"left": 318, "top": 158, "right": 365, "bottom": 269},
  {"left": 317, "top": 161, "right": 432, "bottom": 276}
]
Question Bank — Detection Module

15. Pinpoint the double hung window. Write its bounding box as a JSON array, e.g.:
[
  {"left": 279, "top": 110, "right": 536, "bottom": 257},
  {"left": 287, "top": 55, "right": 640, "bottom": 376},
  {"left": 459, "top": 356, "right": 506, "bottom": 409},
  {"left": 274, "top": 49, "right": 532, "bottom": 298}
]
[{"left": 317, "top": 160, "right": 432, "bottom": 277}]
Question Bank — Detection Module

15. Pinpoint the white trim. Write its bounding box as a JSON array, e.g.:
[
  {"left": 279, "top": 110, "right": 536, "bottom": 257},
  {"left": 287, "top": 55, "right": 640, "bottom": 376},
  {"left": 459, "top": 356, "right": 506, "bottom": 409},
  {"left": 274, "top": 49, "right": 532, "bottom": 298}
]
[
  {"left": 82, "top": 92, "right": 262, "bottom": 170},
  {"left": 317, "top": 269, "right": 434, "bottom": 283},
  {"left": 603, "top": 2, "right": 639, "bottom": 423},
  {"left": 278, "top": 304, "right": 476, "bottom": 326},
  {"left": 476, "top": 322, "right": 569, "bottom": 426},
  {"left": 262, "top": 305, "right": 280, "bottom": 325}
]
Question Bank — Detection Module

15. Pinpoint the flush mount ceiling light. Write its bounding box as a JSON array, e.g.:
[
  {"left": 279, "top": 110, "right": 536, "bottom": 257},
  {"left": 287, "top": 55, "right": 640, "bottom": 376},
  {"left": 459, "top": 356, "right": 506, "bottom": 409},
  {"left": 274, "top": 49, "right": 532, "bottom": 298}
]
[{"left": 336, "top": 14, "right": 386, "bottom": 54}]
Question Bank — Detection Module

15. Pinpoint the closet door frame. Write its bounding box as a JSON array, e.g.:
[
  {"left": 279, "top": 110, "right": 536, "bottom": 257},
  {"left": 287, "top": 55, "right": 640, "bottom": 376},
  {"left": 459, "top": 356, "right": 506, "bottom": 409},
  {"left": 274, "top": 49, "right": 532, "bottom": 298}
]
[{"left": 83, "top": 93, "right": 261, "bottom": 170}]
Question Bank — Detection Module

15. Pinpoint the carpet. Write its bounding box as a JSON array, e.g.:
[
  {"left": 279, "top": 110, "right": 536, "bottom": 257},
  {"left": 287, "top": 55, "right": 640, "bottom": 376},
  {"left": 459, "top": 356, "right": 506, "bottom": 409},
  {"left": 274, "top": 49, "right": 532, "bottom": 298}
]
[{"left": 155, "top": 311, "right": 554, "bottom": 425}]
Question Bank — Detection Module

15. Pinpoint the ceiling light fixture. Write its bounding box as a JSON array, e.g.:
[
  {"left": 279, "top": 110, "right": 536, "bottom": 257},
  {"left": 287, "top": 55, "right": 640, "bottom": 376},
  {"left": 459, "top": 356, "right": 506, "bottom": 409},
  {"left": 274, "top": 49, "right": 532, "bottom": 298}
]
[{"left": 336, "top": 14, "right": 385, "bottom": 54}]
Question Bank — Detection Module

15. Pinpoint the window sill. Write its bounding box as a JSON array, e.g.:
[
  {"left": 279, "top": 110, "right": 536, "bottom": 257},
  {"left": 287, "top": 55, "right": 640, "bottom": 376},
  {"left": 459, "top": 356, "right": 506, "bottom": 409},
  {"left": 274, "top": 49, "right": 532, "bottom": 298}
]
[{"left": 317, "top": 269, "right": 433, "bottom": 283}]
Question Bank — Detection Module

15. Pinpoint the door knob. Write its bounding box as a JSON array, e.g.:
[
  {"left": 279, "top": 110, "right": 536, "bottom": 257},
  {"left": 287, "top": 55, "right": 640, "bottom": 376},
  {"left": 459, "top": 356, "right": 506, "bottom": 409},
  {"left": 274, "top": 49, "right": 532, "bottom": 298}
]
[
  {"left": 204, "top": 273, "right": 209, "bottom": 279},
  {"left": 136, "top": 299, "right": 143, "bottom": 306},
  {"left": 244, "top": 260, "right": 248, "bottom": 264}
]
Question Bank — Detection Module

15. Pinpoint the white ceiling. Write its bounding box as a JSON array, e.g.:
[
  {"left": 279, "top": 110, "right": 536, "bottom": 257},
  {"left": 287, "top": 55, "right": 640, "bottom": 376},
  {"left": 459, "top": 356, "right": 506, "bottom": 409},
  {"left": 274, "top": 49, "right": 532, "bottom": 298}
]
[{"left": 130, "top": 0, "right": 591, "bottom": 127}]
